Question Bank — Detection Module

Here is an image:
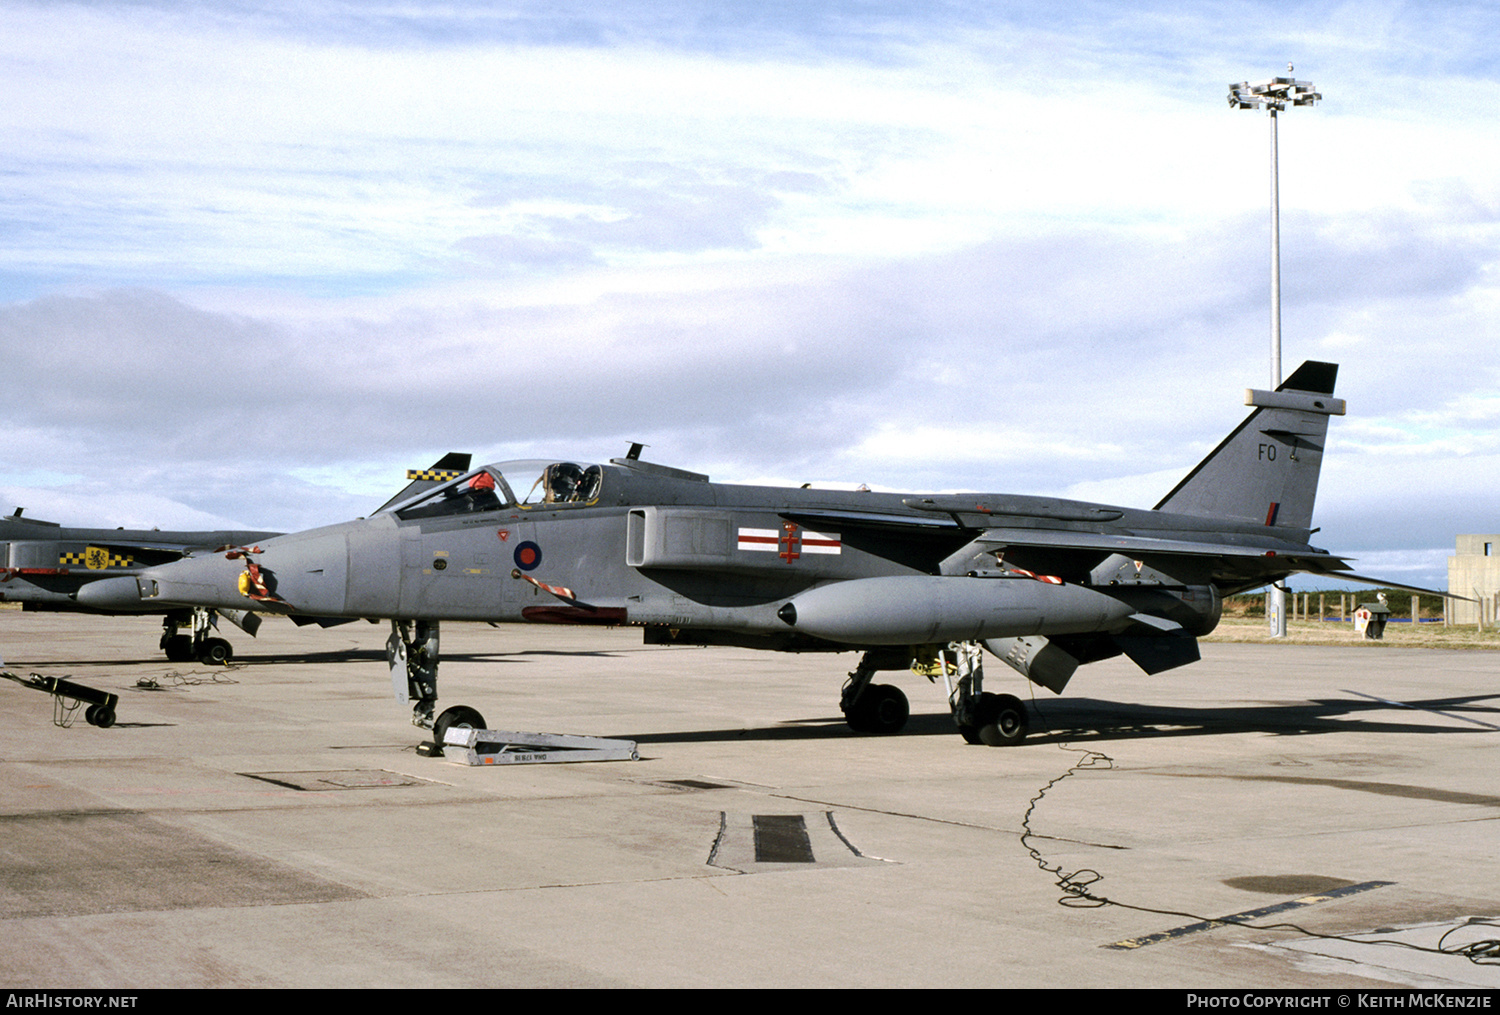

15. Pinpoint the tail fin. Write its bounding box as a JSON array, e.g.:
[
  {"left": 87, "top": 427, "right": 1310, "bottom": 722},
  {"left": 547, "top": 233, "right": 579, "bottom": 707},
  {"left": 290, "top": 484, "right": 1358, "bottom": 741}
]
[
  {"left": 373, "top": 453, "right": 473, "bottom": 514},
  {"left": 1153, "top": 361, "right": 1344, "bottom": 533}
]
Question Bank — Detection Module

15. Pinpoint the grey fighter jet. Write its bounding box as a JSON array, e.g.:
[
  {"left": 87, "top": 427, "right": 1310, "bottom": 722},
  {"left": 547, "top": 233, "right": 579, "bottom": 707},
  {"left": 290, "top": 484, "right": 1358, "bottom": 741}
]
[
  {"left": 4, "top": 454, "right": 470, "bottom": 663},
  {"left": 2, "top": 510, "right": 279, "bottom": 663},
  {"left": 80, "top": 363, "right": 1392, "bottom": 745}
]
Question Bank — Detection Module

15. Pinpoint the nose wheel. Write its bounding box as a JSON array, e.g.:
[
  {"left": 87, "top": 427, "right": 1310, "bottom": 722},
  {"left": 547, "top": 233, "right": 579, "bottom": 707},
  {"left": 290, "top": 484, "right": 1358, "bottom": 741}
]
[{"left": 431, "top": 705, "right": 488, "bottom": 754}]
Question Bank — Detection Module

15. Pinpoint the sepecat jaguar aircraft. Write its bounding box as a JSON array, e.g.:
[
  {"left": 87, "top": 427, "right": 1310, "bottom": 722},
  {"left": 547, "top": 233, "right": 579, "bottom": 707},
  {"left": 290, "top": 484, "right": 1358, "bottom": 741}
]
[{"left": 77, "top": 362, "right": 1417, "bottom": 746}]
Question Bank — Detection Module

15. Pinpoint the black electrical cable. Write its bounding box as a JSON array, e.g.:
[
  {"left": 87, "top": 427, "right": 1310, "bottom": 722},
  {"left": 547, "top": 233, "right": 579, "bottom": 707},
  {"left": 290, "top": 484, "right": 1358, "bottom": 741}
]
[{"left": 1020, "top": 692, "right": 1500, "bottom": 966}]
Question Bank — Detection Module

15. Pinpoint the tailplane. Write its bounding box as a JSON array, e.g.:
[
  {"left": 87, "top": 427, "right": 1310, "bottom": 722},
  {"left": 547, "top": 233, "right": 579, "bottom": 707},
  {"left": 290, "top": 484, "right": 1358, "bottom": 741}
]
[
  {"left": 1154, "top": 361, "right": 1344, "bottom": 533},
  {"left": 374, "top": 453, "right": 473, "bottom": 514}
]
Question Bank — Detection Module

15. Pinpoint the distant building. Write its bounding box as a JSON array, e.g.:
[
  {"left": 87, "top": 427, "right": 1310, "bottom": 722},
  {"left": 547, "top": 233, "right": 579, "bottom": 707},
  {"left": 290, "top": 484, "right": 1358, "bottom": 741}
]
[{"left": 1447, "top": 535, "right": 1500, "bottom": 626}]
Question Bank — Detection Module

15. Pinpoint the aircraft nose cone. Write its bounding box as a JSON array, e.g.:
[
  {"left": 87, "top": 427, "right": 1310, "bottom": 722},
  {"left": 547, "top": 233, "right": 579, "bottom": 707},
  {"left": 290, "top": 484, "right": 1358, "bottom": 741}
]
[
  {"left": 73, "top": 575, "right": 147, "bottom": 610},
  {"left": 133, "top": 553, "right": 252, "bottom": 610}
]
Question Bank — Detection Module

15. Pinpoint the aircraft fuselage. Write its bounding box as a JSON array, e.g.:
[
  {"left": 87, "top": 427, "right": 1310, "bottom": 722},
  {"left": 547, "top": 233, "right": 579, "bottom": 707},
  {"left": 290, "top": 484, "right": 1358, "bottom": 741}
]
[{"left": 92, "top": 454, "right": 1337, "bottom": 654}]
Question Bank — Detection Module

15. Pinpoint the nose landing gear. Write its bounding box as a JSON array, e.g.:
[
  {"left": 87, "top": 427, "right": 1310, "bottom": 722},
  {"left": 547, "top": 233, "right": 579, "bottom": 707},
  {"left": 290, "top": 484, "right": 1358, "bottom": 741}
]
[
  {"left": 388, "top": 619, "right": 441, "bottom": 728},
  {"left": 388, "top": 619, "right": 491, "bottom": 757}
]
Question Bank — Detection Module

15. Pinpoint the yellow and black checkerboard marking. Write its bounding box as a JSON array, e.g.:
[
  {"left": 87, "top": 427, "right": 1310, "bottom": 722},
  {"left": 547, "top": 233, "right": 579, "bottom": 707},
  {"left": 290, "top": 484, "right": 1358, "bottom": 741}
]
[
  {"left": 406, "top": 469, "right": 465, "bottom": 481},
  {"left": 59, "top": 547, "right": 134, "bottom": 570}
]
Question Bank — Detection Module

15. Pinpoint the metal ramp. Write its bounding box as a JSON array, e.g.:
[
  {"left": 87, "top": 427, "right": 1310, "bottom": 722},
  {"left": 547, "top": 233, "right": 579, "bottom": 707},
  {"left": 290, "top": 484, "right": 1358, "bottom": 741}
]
[{"left": 441, "top": 726, "right": 639, "bottom": 765}]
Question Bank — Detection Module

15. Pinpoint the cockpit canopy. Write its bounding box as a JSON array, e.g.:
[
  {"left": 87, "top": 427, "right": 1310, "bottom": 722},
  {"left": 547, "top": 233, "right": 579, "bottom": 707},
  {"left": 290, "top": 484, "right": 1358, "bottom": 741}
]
[
  {"left": 518, "top": 461, "right": 603, "bottom": 506},
  {"left": 392, "top": 461, "right": 603, "bottom": 520}
]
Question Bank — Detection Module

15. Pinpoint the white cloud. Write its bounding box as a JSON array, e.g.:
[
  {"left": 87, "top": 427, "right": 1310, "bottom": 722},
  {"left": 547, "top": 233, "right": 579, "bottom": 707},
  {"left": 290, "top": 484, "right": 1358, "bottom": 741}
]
[
  {"left": 0, "top": 0, "right": 1496, "bottom": 592},
  {"left": 0, "top": 485, "right": 260, "bottom": 533}
]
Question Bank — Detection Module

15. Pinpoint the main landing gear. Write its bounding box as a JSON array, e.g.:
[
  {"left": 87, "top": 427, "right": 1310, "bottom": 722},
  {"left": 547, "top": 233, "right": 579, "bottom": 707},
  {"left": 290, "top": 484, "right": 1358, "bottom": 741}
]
[
  {"left": 840, "top": 650, "right": 912, "bottom": 735},
  {"left": 160, "top": 608, "right": 234, "bottom": 664},
  {"left": 387, "top": 619, "right": 488, "bottom": 755},
  {"left": 945, "top": 641, "right": 1029, "bottom": 746},
  {"left": 840, "top": 643, "right": 1032, "bottom": 745}
]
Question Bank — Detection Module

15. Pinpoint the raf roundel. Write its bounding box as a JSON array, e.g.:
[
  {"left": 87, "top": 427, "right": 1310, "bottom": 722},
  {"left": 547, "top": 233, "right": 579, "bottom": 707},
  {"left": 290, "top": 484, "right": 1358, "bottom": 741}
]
[{"left": 513, "top": 541, "right": 542, "bottom": 571}]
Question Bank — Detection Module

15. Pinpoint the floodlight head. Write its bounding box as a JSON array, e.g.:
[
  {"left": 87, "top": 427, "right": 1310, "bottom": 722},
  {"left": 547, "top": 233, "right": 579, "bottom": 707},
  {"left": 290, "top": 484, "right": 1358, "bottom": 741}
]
[{"left": 1228, "top": 76, "right": 1321, "bottom": 112}]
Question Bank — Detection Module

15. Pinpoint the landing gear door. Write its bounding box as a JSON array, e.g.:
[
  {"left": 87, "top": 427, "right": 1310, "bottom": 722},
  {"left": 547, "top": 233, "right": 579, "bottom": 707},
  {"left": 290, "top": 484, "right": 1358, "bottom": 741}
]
[{"left": 398, "top": 524, "right": 424, "bottom": 616}]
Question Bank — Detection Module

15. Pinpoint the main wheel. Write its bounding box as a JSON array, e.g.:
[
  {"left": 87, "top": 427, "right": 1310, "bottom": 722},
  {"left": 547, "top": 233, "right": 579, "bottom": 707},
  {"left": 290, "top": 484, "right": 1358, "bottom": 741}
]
[
  {"left": 845, "top": 683, "right": 909, "bottom": 735},
  {"left": 432, "top": 705, "right": 487, "bottom": 746},
  {"left": 163, "top": 635, "right": 194, "bottom": 662},
  {"left": 956, "top": 692, "right": 1002, "bottom": 744},
  {"left": 198, "top": 638, "right": 233, "bottom": 664},
  {"left": 978, "top": 693, "right": 1029, "bottom": 746}
]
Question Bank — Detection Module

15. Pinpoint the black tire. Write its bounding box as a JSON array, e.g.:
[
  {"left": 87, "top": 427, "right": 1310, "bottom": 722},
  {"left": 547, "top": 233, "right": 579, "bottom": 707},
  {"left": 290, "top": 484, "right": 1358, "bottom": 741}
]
[
  {"left": 956, "top": 691, "right": 1001, "bottom": 743},
  {"left": 978, "top": 693, "right": 1028, "bottom": 746},
  {"left": 90, "top": 706, "right": 116, "bottom": 729},
  {"left": 163, "top": 635, "right": 194, "bottom": 662},
  {"left": 198, "top": 638, "right": 233, "bottom": 664},
  {"left": 433, "top": 705, "right": 487, "bottom": 746},
  {"left": 845, "top": 683, "right": 909, "bottom": 735},
  {"left": 869, "top": 684, "right": 910, "bottom": 734}
]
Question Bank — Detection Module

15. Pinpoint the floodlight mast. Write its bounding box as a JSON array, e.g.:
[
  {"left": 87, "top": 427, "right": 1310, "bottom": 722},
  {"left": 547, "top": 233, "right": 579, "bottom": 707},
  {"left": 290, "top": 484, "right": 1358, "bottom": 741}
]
[{"left": 1229, "top": 66, "right": 1320, "bottom": 639}]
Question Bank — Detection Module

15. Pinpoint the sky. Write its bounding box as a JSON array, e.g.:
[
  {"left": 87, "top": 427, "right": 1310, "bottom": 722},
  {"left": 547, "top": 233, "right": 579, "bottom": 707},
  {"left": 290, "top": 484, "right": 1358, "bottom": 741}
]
[{"left": 2, "top": 0, "right": 1496, "bottom": 590}]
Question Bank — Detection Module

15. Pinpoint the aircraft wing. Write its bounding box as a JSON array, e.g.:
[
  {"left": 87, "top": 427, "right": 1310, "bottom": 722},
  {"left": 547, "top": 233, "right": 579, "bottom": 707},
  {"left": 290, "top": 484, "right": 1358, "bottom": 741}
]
[
  {"left": 971, "top": 530, "right": 1452, "bottom": 597},
  {"left": 781, "top": 509, "right": 1351, "bottom": 588},
  {"left": 779, "top": 509, "right": 1441, "bottom": 599},
  {"left": 1318, "top": 571, "right": 1462, "bottom": 599},
  {"left": 970, "top": 527, "right": 1352, "bottom": 591}
]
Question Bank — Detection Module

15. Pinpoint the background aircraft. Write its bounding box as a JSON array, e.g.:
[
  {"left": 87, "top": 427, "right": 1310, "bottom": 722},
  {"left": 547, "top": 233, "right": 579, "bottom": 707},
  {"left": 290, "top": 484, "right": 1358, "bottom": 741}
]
[
  {"left": 81, "top": 364, "right": 1409, "bottom": 746},
  {"left": 3, "top": 454, "right": 470, "bottom": 663}
]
